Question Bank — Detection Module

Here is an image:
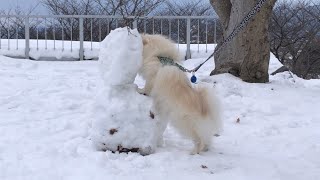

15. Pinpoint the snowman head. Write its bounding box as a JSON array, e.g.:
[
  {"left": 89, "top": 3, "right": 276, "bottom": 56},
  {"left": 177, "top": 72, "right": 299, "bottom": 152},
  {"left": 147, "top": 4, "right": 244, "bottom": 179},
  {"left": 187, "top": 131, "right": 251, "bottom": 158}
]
[{"left": 99, "top": 28, "right": 143, "bottom": 86}]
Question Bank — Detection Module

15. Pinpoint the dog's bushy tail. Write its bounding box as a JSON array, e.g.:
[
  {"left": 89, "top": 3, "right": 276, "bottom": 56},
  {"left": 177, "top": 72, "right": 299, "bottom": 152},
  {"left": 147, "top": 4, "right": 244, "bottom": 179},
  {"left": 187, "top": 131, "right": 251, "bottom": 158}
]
[{"left": 195, "top": 86, "right": 223, "bottom": 136}]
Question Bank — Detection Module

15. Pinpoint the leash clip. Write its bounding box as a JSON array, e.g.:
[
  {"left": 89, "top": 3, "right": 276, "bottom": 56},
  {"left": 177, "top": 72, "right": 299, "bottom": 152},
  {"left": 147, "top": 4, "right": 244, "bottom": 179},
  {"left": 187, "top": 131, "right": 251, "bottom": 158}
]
[{"left": 190, "top": 71, "right": 197, "bottom": 83}]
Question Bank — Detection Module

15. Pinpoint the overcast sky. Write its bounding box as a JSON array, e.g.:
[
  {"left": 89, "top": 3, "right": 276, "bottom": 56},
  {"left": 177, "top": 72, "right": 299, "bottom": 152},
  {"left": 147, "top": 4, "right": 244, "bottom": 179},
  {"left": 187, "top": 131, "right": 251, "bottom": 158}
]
[
  {"left": 0, "top": 0, "right": 46, "bottom": 13},
  {"left": 0, "top": 0, "right": 319, "bottom": 15}
]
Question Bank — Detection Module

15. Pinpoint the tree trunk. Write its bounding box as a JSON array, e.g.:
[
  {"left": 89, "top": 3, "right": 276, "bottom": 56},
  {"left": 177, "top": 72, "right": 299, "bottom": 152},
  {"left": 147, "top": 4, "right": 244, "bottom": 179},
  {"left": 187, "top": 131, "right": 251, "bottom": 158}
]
[{"left": 210, "top": 0, "right": 277, "bottom": 83}]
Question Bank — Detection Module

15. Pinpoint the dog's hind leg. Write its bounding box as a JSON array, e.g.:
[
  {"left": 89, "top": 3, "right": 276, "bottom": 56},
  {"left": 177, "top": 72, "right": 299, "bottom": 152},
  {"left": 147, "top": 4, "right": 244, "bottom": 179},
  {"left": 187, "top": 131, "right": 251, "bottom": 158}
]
[
  {"left": 156, "top": 119, "right": 168, "bottom": 147},
  {"left": 190, "top": 129, "right": 202, "bottom": 155},
  {"left": 192, "top": 137, "right": 209, "bottom": 154},
  {"left": 199, "top": 136, "right": 212, "bottom": 153},
  {"left": 191, "top": 128, "right": 212, "bottom": 154},
  {"left": 199, "top": 140, "right": 209, "bottom": 152},
  {"left": 190, "top": 142, "right": 200, "bottom": 155},
  {"left": 201, "top": 144, "right": 209, "bottom": 152}
]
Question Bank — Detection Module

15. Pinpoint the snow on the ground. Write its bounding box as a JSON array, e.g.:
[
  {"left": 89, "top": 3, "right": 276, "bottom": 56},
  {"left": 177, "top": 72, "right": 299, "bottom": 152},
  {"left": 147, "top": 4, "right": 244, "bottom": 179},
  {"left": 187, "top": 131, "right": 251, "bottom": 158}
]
[
  {"left": 91, "top": 28, "right": 158, "bottom": 155},
  {"left": 0, "top": 52, "right": 320, "bottom": 180}
]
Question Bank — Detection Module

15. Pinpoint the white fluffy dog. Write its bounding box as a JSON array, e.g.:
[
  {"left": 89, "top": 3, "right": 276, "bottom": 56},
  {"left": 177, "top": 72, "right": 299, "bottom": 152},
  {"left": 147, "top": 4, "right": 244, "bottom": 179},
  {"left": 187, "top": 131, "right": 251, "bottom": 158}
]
[{"left": 140, "top": 34, "right": 222, "bottom": 154}]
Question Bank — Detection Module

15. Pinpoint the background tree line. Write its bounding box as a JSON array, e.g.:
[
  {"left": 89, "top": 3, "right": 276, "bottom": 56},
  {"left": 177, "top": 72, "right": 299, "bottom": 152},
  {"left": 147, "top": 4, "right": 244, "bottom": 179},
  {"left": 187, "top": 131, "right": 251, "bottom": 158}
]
[
  {"left": 0, "top": 0, "right": 220, "bottom": 44},
  {"left": 0, "top": 0, "right": 319, "bottom": 79},
  {"left": 269, "top": 0, "right": 320, "bottom": 79}
]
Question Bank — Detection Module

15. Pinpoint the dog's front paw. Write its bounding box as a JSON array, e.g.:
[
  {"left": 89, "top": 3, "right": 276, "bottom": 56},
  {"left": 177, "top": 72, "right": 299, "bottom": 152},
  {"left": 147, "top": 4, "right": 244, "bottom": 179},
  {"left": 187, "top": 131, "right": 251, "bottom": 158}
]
[
  {"left": 190, "top": 149, "right": 200, "bottom": 155},
  {"left": 137, "top": 87, "right": 147, "bottom": 95}
]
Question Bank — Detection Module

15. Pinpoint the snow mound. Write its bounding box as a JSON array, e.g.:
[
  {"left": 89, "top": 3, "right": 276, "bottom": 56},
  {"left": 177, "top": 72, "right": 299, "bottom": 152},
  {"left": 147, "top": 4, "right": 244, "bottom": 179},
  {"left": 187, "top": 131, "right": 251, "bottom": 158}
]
[{"left": 91, "top": 27, "right": 158, "bottom": 155}]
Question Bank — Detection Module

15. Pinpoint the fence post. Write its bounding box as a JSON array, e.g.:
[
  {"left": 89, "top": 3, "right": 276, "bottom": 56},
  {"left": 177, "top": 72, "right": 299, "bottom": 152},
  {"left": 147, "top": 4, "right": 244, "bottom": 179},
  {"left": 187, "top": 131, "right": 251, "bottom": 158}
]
[
  {"left": 186, "top": 18, "right": 191, "bottom": 60},
  {"left": 214, "top": 18, "right": 217, "bottom": 44},
  {"left": 25, "top": 16, "right": 30, "bottom": 59},
  {"left": 79, "top": 17, "right": 84, "bottom": 60},
  {"left": 133, "top": 19, "right": 138, "bottom": 29}
]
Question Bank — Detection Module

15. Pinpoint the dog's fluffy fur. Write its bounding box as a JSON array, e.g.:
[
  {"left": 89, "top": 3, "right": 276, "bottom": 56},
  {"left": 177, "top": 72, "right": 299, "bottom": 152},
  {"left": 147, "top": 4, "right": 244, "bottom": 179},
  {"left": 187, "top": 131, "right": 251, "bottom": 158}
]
[
  {"left": 140, "top": 34, "right": 221, "bottom": 154},
  {"left": 138, "top": 34, "right": 181, "bottom": 95}
]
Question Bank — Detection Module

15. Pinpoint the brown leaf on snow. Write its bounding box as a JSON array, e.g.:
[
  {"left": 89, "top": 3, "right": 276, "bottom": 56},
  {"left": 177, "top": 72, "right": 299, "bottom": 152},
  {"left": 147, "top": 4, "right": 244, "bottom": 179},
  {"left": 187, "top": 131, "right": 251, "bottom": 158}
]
[
  {"left": 201, "top": 165, "right": 208, "bottom": 169},
  {"left": 117, "top": 145, "right": 139, "bottom": 153},
  {"left": 149, "top": 111, "right": 155, "bottom": 119},
  {"left": 109, "top": 128, "right": 118, "bottom": 135}
]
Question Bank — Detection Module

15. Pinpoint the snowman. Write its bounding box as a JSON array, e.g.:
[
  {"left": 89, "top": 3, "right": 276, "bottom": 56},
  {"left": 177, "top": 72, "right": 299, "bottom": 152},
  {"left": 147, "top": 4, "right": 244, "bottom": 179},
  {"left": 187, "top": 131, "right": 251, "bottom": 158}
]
[{"left": 90, "top": 27, "right": 159, "bottom": 155}]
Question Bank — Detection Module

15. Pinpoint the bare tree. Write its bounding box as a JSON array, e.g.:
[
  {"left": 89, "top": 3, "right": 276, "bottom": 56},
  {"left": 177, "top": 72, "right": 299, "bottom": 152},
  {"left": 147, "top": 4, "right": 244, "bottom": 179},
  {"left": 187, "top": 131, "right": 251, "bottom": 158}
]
[
  {"left": 149, "top": 0, "right": 222, "bottom": 45},
  {"left": 270, "top": 0, "right": 320, "bottom": 79},
  {"left": 295, "top": 38, "right": 320, "bottom": 79},
  {"left": 94, "top": 0, "right": 165, "bottom": 16},
  {"left": 42, "top": 0, "right": 97, "bottom": 15},
  {"left": 0, "top": 5, "right": 41, "bottom": 40},
  {"left": 41, "top": 0, "right": 166, "bottom": 41},
  {"left": 41, "top": 0, "right": 98, "bottom": 41},
  {"left": 209, "top": 0, "right": 277, "bottom": 83},
  {"left": 157, "top": 0, "right": 215, "bottom": 16}
]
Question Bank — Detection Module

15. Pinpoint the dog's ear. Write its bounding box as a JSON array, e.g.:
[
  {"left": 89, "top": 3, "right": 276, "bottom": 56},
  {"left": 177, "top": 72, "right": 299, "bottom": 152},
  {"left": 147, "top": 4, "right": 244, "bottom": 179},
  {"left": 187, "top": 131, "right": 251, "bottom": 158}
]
[{"left": 142, "top": 37, "right": 149, "bottom": 45}]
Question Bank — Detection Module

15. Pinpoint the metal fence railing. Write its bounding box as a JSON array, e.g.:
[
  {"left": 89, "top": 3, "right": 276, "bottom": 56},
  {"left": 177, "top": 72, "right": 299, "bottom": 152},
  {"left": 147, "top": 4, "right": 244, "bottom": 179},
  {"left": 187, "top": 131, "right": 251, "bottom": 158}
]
[{"left": 0, "top": 15, "right": 220, "bottom": 60}]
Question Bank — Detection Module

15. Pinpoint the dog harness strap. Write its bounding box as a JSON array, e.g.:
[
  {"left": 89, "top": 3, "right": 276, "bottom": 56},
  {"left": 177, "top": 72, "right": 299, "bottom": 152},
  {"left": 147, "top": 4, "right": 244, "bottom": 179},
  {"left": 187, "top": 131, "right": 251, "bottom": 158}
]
[
  {"left": 158, "top": 56, "right": 189, "bottom": 72},
  {"left": 158, "top": 56, "right": 197, "bottom": 83}
]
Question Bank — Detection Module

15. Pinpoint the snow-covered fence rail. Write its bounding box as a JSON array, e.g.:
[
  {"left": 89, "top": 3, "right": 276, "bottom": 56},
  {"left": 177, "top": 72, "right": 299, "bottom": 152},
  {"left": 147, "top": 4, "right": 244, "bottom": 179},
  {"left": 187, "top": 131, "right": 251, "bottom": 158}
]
[{"left": 0, "top": 15, "right": 219, "bottom": 60}]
